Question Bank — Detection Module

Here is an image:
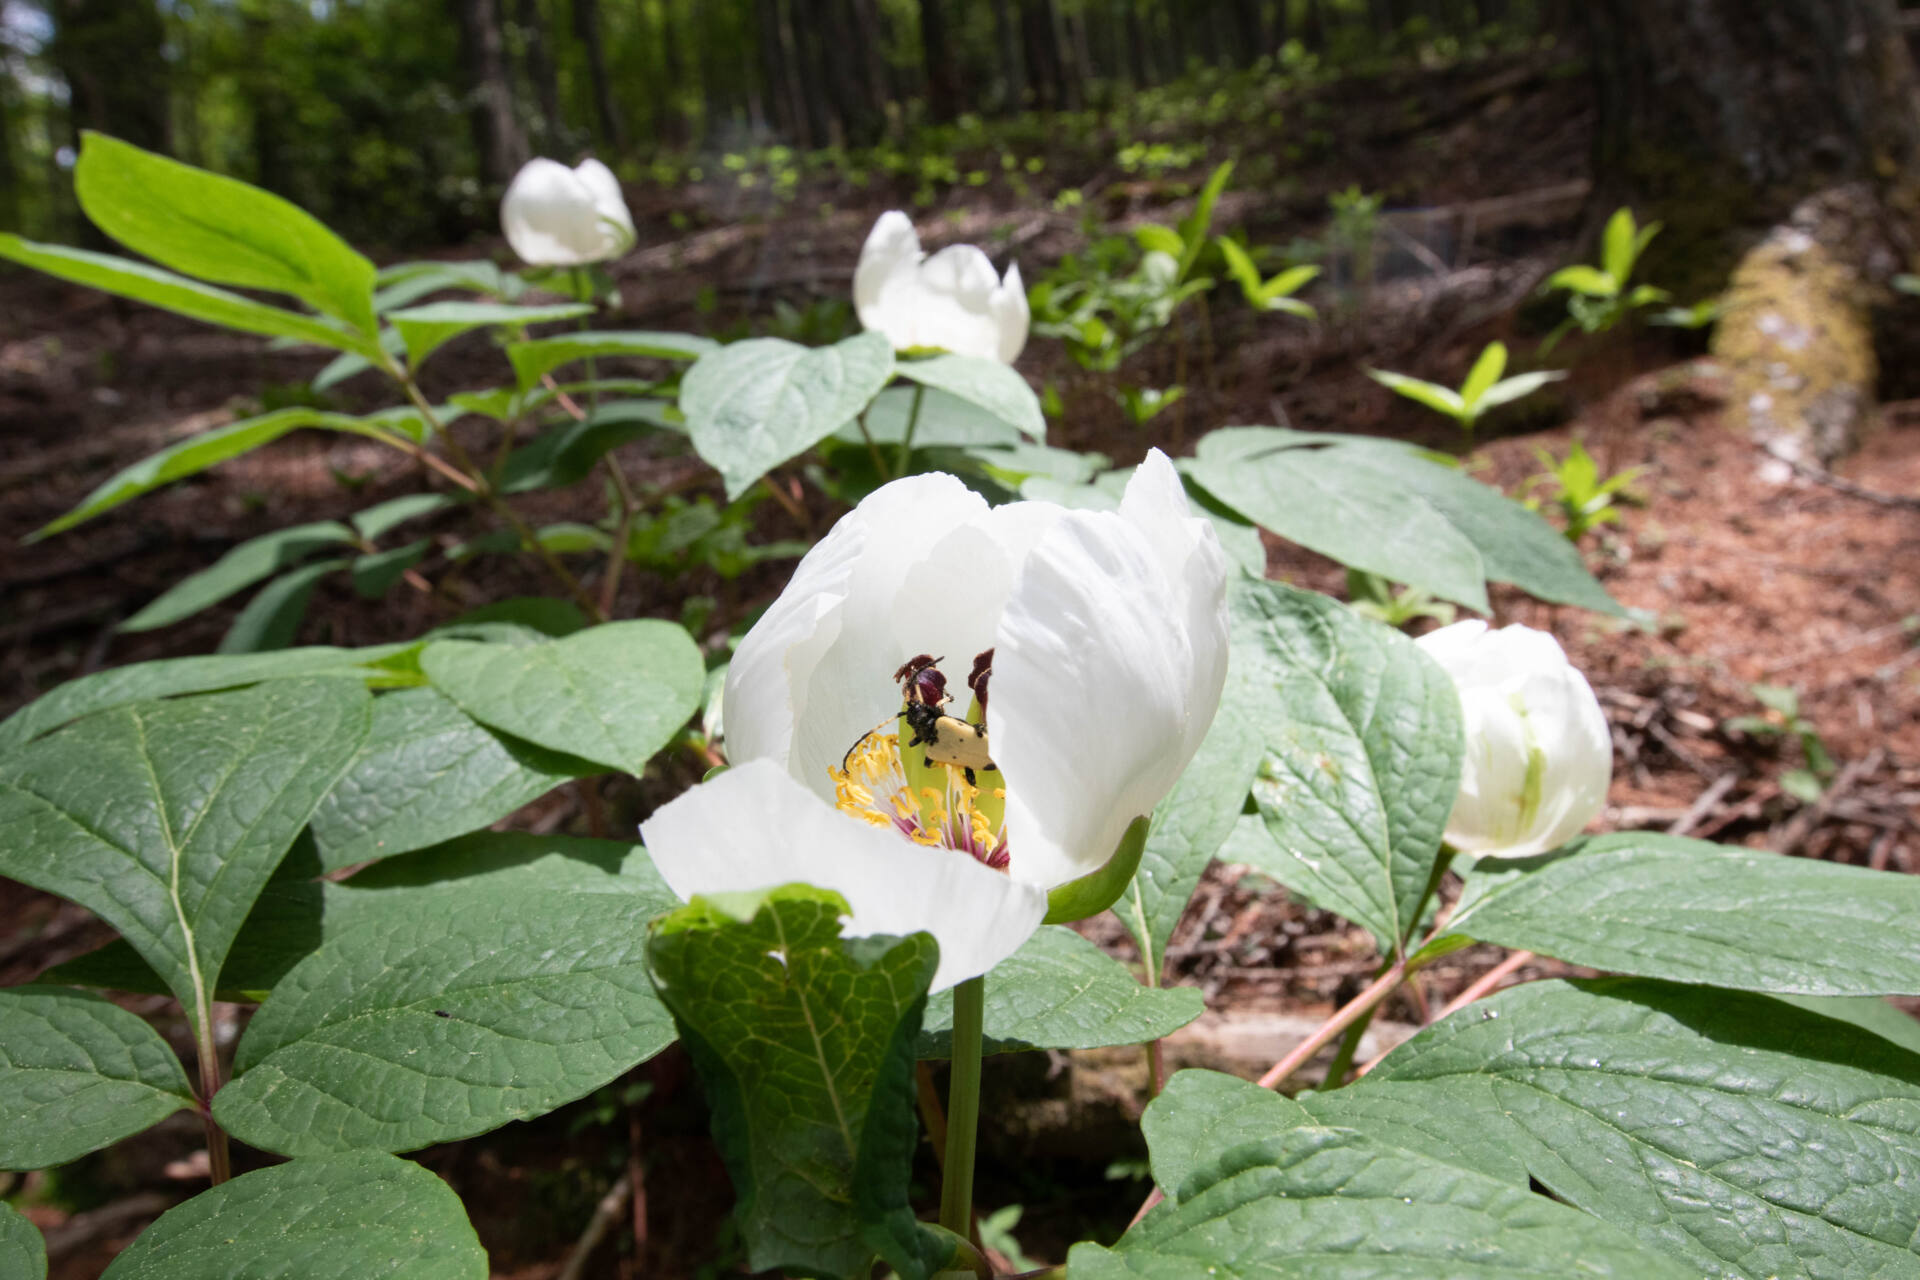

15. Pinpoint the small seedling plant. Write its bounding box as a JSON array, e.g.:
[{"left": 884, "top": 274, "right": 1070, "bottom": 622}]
[
  {"left": 1367, "top": 339, "right": 1565, "bottom": 441},
  {"left": 2, "top": 135, "right": 1919, "bottom": 1280},
  {"left": 1727, "top": 683, "right": 1839, "bottom": 801},
  {"left": 1525, "top": 437, "right": 1645, "bottom": 541},
  {"left": 1542, "top": 206, "right": 1671, "bottom": 349}
]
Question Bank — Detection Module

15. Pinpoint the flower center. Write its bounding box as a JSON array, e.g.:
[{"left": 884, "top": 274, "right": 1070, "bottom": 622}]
[{"left": 829, "top": 653, "right": 1009, "bottom": 870}]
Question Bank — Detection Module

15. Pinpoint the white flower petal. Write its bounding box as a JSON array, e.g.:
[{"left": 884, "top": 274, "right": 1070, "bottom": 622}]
[
  {"left": 500, "top": 157, "right": 635, "bottom": 266},
  {"left": 991, "top": 496, "right": 1228, "bottom": 889},
  {"left": 990, "top": 261, "right": 1031, "bottom": 363},
  {"left": 854, "top": 211, "right": 924, "bottom": 352},
  {"left": 642, "top": 761, "right": 1047, "bottom": 992},
  {"left": 910, "top": 244, "right": 1014, "bottom": 361}
]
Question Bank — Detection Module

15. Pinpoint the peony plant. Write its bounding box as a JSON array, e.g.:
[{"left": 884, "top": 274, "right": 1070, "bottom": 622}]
[
  {"left": 853, "top": 210, "right": 1030, "bottom": 362},
  {"left": 499, "top": 156, "right": 637, "bottom": 267}
]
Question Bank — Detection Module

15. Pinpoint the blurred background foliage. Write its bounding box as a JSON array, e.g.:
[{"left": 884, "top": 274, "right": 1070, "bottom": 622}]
[{"left": 0, "top": 0, "right": 1569, "bottom": 249}]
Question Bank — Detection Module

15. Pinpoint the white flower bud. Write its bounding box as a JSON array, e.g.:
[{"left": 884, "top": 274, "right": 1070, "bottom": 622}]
[
  {"left": 853, "top": 211, "right": 1029, "bottom": 363},
  {"left": 1416, "top": 620, "right": 1612, "bottom": 858},
  {"left": 499, "top": 157, "right": 636, "bottom": 267}
]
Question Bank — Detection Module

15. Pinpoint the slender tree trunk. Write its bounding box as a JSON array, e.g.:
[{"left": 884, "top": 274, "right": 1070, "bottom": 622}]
[
  {"left": 850, "top": 0, "right": 893, "bottom": 131},
  {"left": 994, "top": 0, "right": 1027, "bottom": 109},
  {"left": 572, "top": 0, "right": 625, "bottom": 149},
  {"left": 792, "top": 1, "right": 838, "bottom": 147},
  {"left": 918, "top": 0, "right": 962, "bottom": 122},
  {"left": 51, "top": 0, "right": 170, "bottom": 154},
  {"left": 0, "top": 76, "right": 17, "bottom": 230},
  {"left": 454, "top": 0, "right": 528, "bottom": 184},
  {"left": 515, "top": 0, "right": 563, "bottom": 151},
  {"left": 1124, "top": 0, "right": 1150, "bottom": 85},
  {"left": 1589, "top": 0, "right": 1920, "bottom": 462}
]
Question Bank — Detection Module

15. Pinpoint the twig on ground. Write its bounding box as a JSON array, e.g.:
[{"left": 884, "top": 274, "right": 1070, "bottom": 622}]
[
  {"left": 1772, "top": 749, "right": 1885, "bottom": 856},
  {"left": 557, "top": 1175, "right": 631, "bottom": 1280},
  {"left": 1669, "top": 770, "right": 1741, "bottom": 838},
  {"left": 1760, "top": 442, "right": 1920, "bottom": 510}
]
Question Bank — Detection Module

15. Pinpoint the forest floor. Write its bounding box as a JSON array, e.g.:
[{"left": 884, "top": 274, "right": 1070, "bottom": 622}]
[{"left": 3, "top": 49, "right": 1919, "bottom": 1279}]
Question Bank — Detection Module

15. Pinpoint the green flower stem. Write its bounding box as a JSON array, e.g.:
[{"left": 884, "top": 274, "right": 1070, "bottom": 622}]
[
  {"left": 895, "top": 381, "right": 927, "bottom": 476},
  {"left": 193, "top": 1016, "right": 232, "bottom": 1185},
  {"left": 939, "top": 973, "right": 985, "bottom": 1241},
  {"left": 855, "top": 409, "right": 891, "bottom": 482},
  {"left": 1320, "top": 846, "right": 1458, "bottom": 1090}
]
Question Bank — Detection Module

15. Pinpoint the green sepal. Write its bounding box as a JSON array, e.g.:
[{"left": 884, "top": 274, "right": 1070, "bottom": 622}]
[{"left": 1044, "top": 814, "right": 1151, "bottom": 925}]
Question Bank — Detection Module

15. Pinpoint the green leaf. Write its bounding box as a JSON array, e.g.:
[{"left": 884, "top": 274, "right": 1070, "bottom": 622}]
[
  {"left": 1459, "top": 341, "right": 1508, "bottom": 410},
  {"left": 119, "top": 521, "right": 354, "bottom": 632},
  {"left": 1142, "top": 1070, "right": 1528, "bottom": 1199},
  {"left": 0, "top": 985, "right": 196, "bottom": 1170},
  {"left": 1600, "top": 207, "right": 1637, "bottom": 286},
  {"left": 532, "top": 522, "right": 611, "bottom": 554},
  {"left": 1546, "top": 263, "right": 1619, "bottom": 298},
  {"left": 842, "top": 385, "right": 1025, "bottom": 450},
  {"left": 1213, "top": 235, "right": 1266, "bottom": 301},
  {"left": 506, "top": 329, "right": 716, "bottom": 389},
  {"left": 351, "top": 538, "right": 431, "bottom": 599},
  {"left": 498, "top": 401, "right": 677, "bottom": 493},
  {"left": 29, "top": 408, "right": 420, "bottom": 541},
  {"left": 1445, "top": 833, "right": 1920, "bottom": 996},
  {"left": 1264, "top": 263, "right": 1320, "bottom": 298},
  {"left": 216, "top": 886, "right": 677, "bottom": 1155},
  {"left": 1355, "top": 978, "right": 1920, "bottom": 1280},
  {"left": 1188, "top": 427, "right": 1619, "bottom": 614},
  {"left": 99, "top": 1152, "right": 486, "bottom": 1280},
  {"left": 1075, "top": 1117, "right": 1690, "bottom": 1278},
  {"left": 1135, "top": 224, "right": 1186, "bottom": 258},
  {"left": 308, "top": 687, "right": 595, "bottom": 870},
  {"left": 894, "top": 353, "right": 1045, "bottom": 440},
  {"left": 0, "top": 1202, "right": 43, "bottom": 1280},
  {"left": 388, "top": 300, "right": 592, "bottom": 369},
  {"left": 1476, "top": 368, "right": 1567, "bottom": 411},
  {"left": 919, "top": 925, "right": 1203, "bottom": 1057},
  {"left": 682, "top": 331, "right": 896, "bottom": 499},
  {"left": 0, "top": 234, "right": 373, "bottom": 355},
  {"left": 0, "top": 679, "right": 370, "bottom": 1032},
  {"left": 217, "top": 558, "right": 347, "bottom": 653},
  {"left": 1224, "top": 577, "right": 1462, "bottom": 952},
  {"left": 374, "top": 258, "right": 520, "bottom": 310},
  {"left": 420, "top": 619, "right": 704, "bottom": 777},
  {"left": 1365, "top": 367, "right": 1468, "bottom": 420},
  {"left": 440, "top": 597, "right": 588, "bottom": 638},
  {"left": 646, "top": 885, "right": 939, "bottom": 1280},
  {"left": 0, "top": 645, "right": 410, "bottom": 754},
  {"left": 76, "top": 133, "right": 377, "bottom": 338},
  {"left": 1177, "top": 160, "right": 1234, "bottom": 278},
  {"left": 1117, "top": 705, "right": 1262, "bottom": 981}
]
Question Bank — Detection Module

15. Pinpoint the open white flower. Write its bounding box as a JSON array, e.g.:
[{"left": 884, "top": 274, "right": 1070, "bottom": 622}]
[
  {"left": 1416, "top": 620, "right": 1612, "bottom": 858},
  {"left": 500, "top": 157, "right": 636, "bottom": 267},
  {"left": 642, "top": 450, "right": 1228, "bottom": 991},
  {"left": 853, "top": 211, "right": 1029, "bottom": 363}
]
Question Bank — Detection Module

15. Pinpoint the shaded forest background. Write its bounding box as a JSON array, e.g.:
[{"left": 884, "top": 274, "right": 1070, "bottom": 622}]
[{"left": 2, "top": 0, "right": 1575, "bottom": 248}]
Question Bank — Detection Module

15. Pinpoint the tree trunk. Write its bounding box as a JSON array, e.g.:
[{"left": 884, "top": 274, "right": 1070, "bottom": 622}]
[
  {"left": 51, "top": 0, "right": 170, "bottom": 154},
  {"left": 1124, "top": 0, "right": 1150, "bottom": 84},
  {"left": 453, "top": 0, "right": 527, "bottom": 184},
  {"left": 572, "top": 0, "right": 625, "bottom": 149},
  {"left": 515, "top": 0, "right": 564, "bottom": 151},
  {"left": 0, "top": 75, "right": 17, "bottom": 231},
  {"left": 1589, "top": 0, "right": 1920, "bottom": 463},
  {"left": 918, "top": 0, "right": 963, "bottom": 122},
  {"left": 994, "top": 0, "right": 1027, "bottom": 109}
]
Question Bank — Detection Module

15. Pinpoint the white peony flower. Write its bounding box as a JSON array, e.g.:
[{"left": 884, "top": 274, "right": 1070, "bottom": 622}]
[
  {"left": 642, "top": 450, "right": 1228, "bottom": 991},
  {"left": 853, "top": 211, "right": 1029, "bottom": 364},
  {"left": 500, "top": 157, "right": 636, "bottom": 267},
  {"left": 1416, "top": 620, "right": 1613, "bottom": 859}
]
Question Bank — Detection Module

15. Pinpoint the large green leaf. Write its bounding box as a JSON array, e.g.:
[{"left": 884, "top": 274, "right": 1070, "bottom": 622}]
[
  {"left": 420, "top": 619, "right": 705, "bottom": 776},
  {"left": 120, "top": 522, "right": 355, "bottom": 633},
  {"left": 0, "top": 1203, "right": 45, "bottom": 1280},
  {"left": 647, "top": 886, "right": 944, "bottom": 1280},
  {"left": 0, "top": 645, "right": 409, "bottom": 755},
  {"left": 215, "top": 886, "right": 678, "bottom": 1155},
  {"left": 1355, "top": 978, "right": 1920, "bottom": 1280},
  {"left": 0, "top": 986, "right": 196, "bottom": 1170},
  {"left": 387, "top": 300, "right": 592, "bottom": 368},
  {"left": 99, "top": 1152, "right": 485, "bottom": 1280},
  {"left": 308, "top": 687, "right": 595, "bottom": 870},
  {"left": 894, "top": 353, "right": 1044, "bottom": 440},
  {"left": 498, "top": 400, "right": 677, "bottom": 493},
  {"left": 506, "top": 329, "right": 717, "bottom": 389},
  {"left": 919, "top": 925, "right": 1203, "bottom": 1057},
  {"left": 1225, "top": 577, "right": 1462, "bottom": 952},
  {"left": 29, "top": 408, "right": 424, "bottom": 541},
  {"left": 1141, "top": 1069, "right": 1528, "bottom": 1198},
  {"left": 0, "top": 679, "right": 370, "bottom": 1032},
  {"left": 1444, "top": 833, "right": 1920, "bottom": 996},
  {"left": 76, "top": 132, "right": 378, "bottom": 338},
  {"left": 1116, "top": 704, "right": 1262, "bottom": 983},
  {"left": 0, "top": 234, "right": 368, "bottom": 354},
  {"left": 1187, "top": 427, "right": 1619, "bottom": 614},
  {"left": 55, "top": 833, "right": 665, "bottom": 1003},
  {"left": 843, "top": 384, "right": 1023, "bottom": 450},
  {"left": 681, "top": 331, "right": 896, "bottom": 499},
  {"left": 1073, "top": 1121, "right": 1690, "bottom": 1278}
]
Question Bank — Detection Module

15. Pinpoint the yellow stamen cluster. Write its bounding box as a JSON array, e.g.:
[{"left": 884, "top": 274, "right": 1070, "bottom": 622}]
[{"left": 831, "top": 724, "right": 1007, "bottom": 864}]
